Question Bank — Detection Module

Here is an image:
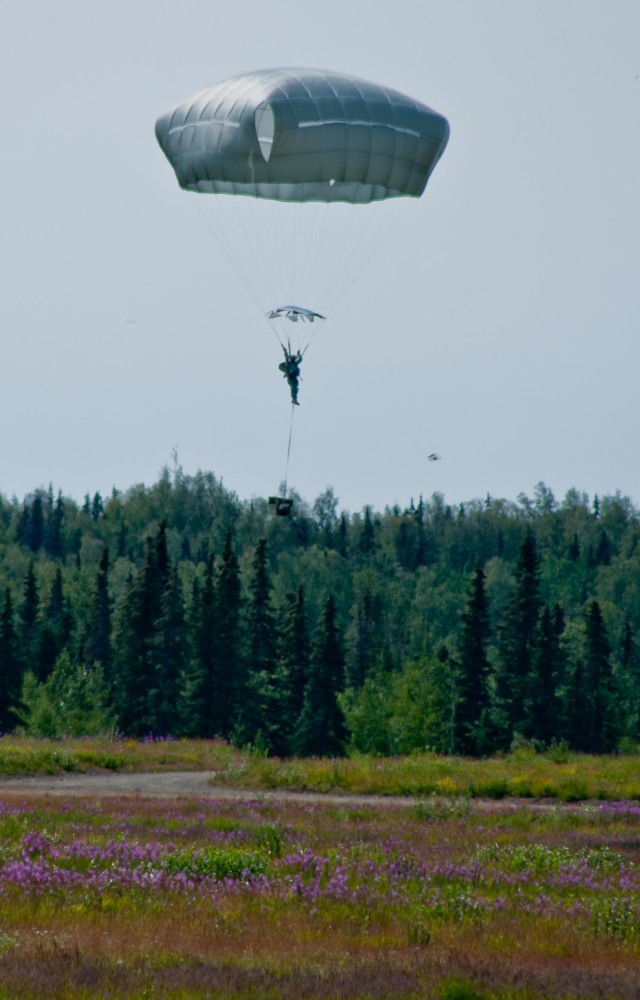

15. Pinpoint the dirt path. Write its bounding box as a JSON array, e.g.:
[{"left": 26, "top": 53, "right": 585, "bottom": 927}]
[
  {"left": 0, "top": 770, "right": 423, "bottom": 807},
  {"left": 0, "top": 771, "right": 566, "bottom": 812}
]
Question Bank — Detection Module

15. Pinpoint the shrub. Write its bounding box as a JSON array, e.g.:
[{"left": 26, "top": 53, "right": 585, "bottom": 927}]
[{"left": 164, "top": 846, "right": 268, "bottom": 880}]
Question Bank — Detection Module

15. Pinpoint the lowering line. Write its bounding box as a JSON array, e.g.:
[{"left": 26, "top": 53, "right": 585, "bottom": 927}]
[{"left": 282, "top": 403, "right": 296, "bottom": 498}]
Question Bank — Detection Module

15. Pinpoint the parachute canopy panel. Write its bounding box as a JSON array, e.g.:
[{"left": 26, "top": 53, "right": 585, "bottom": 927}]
[
  {"left": 255, "top": 104, "right": 275, "bottom": 162},
  {"left": 155, "top": 68, "right": 450, "bottom": 204}
]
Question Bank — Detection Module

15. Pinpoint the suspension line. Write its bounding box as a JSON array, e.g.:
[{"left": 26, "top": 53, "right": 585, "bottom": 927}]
[{"left": 282, "top": 403, "right": 295, "bottom": 498}]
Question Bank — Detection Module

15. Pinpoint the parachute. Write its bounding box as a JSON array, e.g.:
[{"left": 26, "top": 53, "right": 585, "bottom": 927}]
[
  {"left": 266, "top": 306, "right": 326, "bottom": 323},
  {"left": 155, "top": 67, "right": 449, "bottom": 203},
  {"left": 155, "top": 68, "right": 449, "bottom": 507},
  {"left": 155, "top": 67, "right": 449, "bottom": 354}
]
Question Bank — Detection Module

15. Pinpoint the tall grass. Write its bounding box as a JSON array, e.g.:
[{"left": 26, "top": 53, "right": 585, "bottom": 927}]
[{"left": 0, "top": 736, "right": 243, "bottom": 776}]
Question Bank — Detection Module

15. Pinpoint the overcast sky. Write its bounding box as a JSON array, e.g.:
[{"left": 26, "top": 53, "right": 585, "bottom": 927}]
[{"left": 2, "top": 1, "right": 639, "bottom": 515}]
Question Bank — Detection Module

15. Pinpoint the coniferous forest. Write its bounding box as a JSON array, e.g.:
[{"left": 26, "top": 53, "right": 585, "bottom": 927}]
[{"left": 1, "top": 470, "right": 639, "bottom": 757}]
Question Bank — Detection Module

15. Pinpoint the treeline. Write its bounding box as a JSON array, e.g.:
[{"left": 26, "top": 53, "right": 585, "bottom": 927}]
[{"left": 0, "top": 471, "right": 639, "bottom": 756}]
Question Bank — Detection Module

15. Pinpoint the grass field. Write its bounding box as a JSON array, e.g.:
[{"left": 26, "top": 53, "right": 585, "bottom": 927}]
[
  {"left": 1, "top": 739, "right": 639, "bottom": 998},
  {"left": 0, "top": 790, "right": 639, "bottom": 998}
]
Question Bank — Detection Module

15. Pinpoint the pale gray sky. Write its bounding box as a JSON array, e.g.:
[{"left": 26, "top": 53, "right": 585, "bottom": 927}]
[{"left": 2, "top": 1, "right": 639, "bottom": 513}]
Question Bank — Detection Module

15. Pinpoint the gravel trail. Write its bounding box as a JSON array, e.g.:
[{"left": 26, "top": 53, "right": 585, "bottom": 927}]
[{"left": 0, "top": 770, "right": 421, "bottom": 807}]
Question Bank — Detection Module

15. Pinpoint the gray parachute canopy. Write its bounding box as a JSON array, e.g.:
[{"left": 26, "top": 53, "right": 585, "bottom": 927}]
[{"left": 155, "top": 68, "right": 449, "bottom": 204}]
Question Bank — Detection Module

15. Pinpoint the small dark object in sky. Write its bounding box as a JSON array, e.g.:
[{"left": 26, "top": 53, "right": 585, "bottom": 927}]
[
  {"left": 268, "top": 496, "right": 294, "bottom": 517},
  {"left": 428, "top": 453, "right": 441, "bottom": 462}
]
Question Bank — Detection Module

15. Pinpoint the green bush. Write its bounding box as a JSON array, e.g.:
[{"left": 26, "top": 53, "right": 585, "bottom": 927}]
[
  {"left": 440, "top": 976, "right": 488, "bottom": 999},
  {"left": 18, "top": 654, "right": 114, "bottom": 739},
  {"left": 164, "top": 846, "right": 268, "bottom": 880}
]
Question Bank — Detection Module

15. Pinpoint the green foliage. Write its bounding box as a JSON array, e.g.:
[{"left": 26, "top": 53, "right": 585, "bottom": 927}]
[
  {"left": 0, "top": 589, "right": 21, "bottom": 732},
  {"left": 439, "top": 978, "right": 490, "bottom": 1000},
  {"left": 163, "top": 845, "right": 269, "bottom": 880},
  {"left": 475, "top": 842, "right": 626, "bottom": 876},
  {"left": 294, "top": 594, "right": 347, "bottom": 756},
  {"left": 455, "top": 564, "right": 491, "bottom": 755},
  {"left": 544, "top": 738, "right": 571, "bottom": 763},
  {"left": 492, "top": 531, "right": 541, "bottom": 746},
  {"left": 592, "top": 897, "right": 640, "bottom": 942},
  {"left": 2, "top": 473, "right": 640, "bottom": 754},
  {"left": 276, "top": 586, "right": 310, "bottom": 755},
  {"left": 341, "top": 672, "right": 395, "bottom": 755},
  {"left": 244, "top": 538, "right": 280, "bottom": 748},
  {"left": 254, "top": 823, "right": 284, "bottom": 857},
  {"left": 343, "top": 656, "right": 454, "bottom": 755},
  {"left": 411, "top": 795, "right": 474, "bottom": 822},
  {"left": 18, "top": 651, "right": 114, "bottom": 738}
]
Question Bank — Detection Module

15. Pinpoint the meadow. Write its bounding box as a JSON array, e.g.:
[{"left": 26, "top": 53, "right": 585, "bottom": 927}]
[
  {"left": 0, "top": 740, "right": 640, "bottom": 997},
  {"left": 0, "top": 785, "right": 639, "bottom": 997}
]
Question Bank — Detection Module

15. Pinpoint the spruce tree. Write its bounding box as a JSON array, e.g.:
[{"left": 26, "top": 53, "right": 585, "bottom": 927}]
[
  {"left": 565, "top": 602, "right": 617, "bottom": 752},
  {"left": 19, "top": 563, "right": 40, "bottom": 678},
  {"left": 345, "top": 591, "right": 384, "bottom": 689},
  {"left": 414, "top": 496, "right": 427, "bottom": 568},
  {"left": 27, "top": 495, "right": 44, "bottom": 553},
  {"left": 294, "top": 594, "right": 347, "bottom": 756},
  {"left": 312, "top": 486, "right": 339, "bottom": 548},
  {"left": 45, "top": 491, "right": 65, "bottom": 558},
  {"left": 358, "top": 506, "right": 376, "bottom": 555},
  {"left": 336, "top": 513, "right": 349, "bottom": 558},
  {"left": 584, "top": 601, "right": 618, "bottom": 752},
  {"left": 185, "top": 556, "right": 217, "bottom": 737},
  {"left": 112, "top": 529, "right": 170, "bottom": 735},
  {"left": 0, "top": 590, "right": 21, "bottom": 732},
  {"left": 595, "top": 530, "right": 613, "bottom": 566},
  {"left": 619, "top": 621, "right": 640, "bottom": 740},
  {"left": 619, "top": 620, "right": 635, "bottom": 677},
  {"left": 85, "top": 548, "right": 112, "bottom": 675},
  {"left": 91, "top": 492, "right": 104, "bottom": 521},
  {"left": 177, "top": 576, "right": 207, "bottom": 737},
  {"left": 492, "top": 531, "right": 541, "bottom": 747},
  {"left": 395, "top": 519, "right": 414, "bottom": 571},
  {"left": 525, "top": 603, "right": 563, "bottom": 745},
  {"left": 37, "top": 568, "right": 71, "bottom": 682},
  {"left": 149, "top": 564, "right": 187, "bottom": 736},
  {"left": 568, "top": 533, "right": 580, "bottom": 562},
  {"left": 16, "top": 503, "right": 30, "bottom": 548},
  {"left": 455, "top": 564, "right": 491, "bottom": 755},
  {"left": 564, "top": 654, "right": 590, "bottom": 752},
  {"left": 215, "top": 532, "right": 243, "bottom": 735},
  {"left": 247, "top": 540, "right": 275, "bottom": 673},
  {"left": 244, "top": 539, "right": 280, "bottom": 747},
  {"left": 183, "top": 538, "right": 244, "bottom": 741},
  {"left": 117, "top": 523, "right": 127, "bottom": 558},
  {"left": 154, "top": 520, "right": 170, "bottom": 587},
  {"left": 277, "top": 586, "right": 310, "bottom": 755},
  {"left": 112, "top": 571, "right": 149, "bottom": 735}
]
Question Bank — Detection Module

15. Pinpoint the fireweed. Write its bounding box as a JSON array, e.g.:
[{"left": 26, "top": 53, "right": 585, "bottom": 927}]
[
  {"left": 0, "top": 794, "right": 638, "bottom": 998},
  {"left": 0, "top": 796, "right": 638, "bottom": 923}
]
